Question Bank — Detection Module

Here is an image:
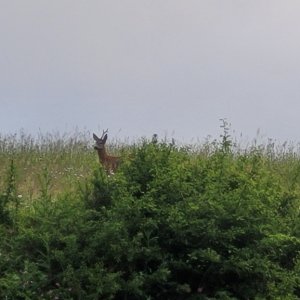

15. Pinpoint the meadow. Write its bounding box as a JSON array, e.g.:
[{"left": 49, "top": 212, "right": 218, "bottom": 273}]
[{"left": 1, "top": 125, "right": 300, "bottom": 299}]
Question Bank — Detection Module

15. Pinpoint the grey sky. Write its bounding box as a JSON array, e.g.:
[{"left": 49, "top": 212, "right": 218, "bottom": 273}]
[{"left": 1, "top": 1, "right": 300, "bottom": 142}]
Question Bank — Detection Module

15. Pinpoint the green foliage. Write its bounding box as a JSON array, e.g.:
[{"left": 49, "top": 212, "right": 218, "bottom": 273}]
[
  {"left": 1, "top": 132, "right": 300, "bottom": 298},
  {"left": 0, "top": 159, "right": 19, "bottom": 226}
]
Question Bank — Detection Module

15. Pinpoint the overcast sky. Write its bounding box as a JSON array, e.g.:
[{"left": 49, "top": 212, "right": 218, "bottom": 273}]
[{"left": 1, "top": 1, "right": 300, "bottom": 143}]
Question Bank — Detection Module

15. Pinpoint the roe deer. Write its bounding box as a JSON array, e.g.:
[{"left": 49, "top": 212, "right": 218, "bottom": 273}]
[{"left": 93, "top": 130, "right": 120, "bottom": 173}]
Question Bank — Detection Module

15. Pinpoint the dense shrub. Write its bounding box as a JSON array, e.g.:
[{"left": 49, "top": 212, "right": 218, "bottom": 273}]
[{"left": 1, "top": 137, "right": 300, "bottom": 299}]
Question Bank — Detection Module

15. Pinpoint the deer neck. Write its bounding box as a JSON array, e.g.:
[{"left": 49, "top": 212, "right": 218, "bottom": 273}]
[{"left": 97, "top": 148, "right": 108, "bottom": 163}]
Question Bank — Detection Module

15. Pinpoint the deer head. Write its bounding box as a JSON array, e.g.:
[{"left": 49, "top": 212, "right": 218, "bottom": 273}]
[{"left": 93, "top": 129, "right": 108, "bottom": 151}]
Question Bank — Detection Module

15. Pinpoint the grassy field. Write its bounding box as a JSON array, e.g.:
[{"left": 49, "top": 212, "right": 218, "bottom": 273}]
[
  {"left": 1, "top": 129, "right": 300, "bottom": 200},
  {"left": 0, "top": 130, "right": 124, "bottom": 199}
]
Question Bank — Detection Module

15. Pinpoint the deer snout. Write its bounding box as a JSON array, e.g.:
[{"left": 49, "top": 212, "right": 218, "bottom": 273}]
[{"left": 94, "top": 144, "right": 104, "bottom": 150}]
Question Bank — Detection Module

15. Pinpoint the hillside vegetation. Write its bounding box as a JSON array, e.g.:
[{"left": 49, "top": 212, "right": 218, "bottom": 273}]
[{"left": 1, "top": 126, "right": 300, "bottom": 299}]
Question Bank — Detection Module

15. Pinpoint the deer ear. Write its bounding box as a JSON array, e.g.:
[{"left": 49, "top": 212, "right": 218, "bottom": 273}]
[
  {"left": 93, "top": 133, "right": 100, "bottom": 141},
  {"left": 103, "top": 134, "right": 108, "bottom": 143}
]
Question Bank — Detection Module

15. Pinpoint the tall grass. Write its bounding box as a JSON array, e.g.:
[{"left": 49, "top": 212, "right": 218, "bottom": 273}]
[
  {"left": 2, "top": 128, "right": 300, "bottom": 201},
  {"left": 0, "top": 130, "right": 97, "bottom": 199}
]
